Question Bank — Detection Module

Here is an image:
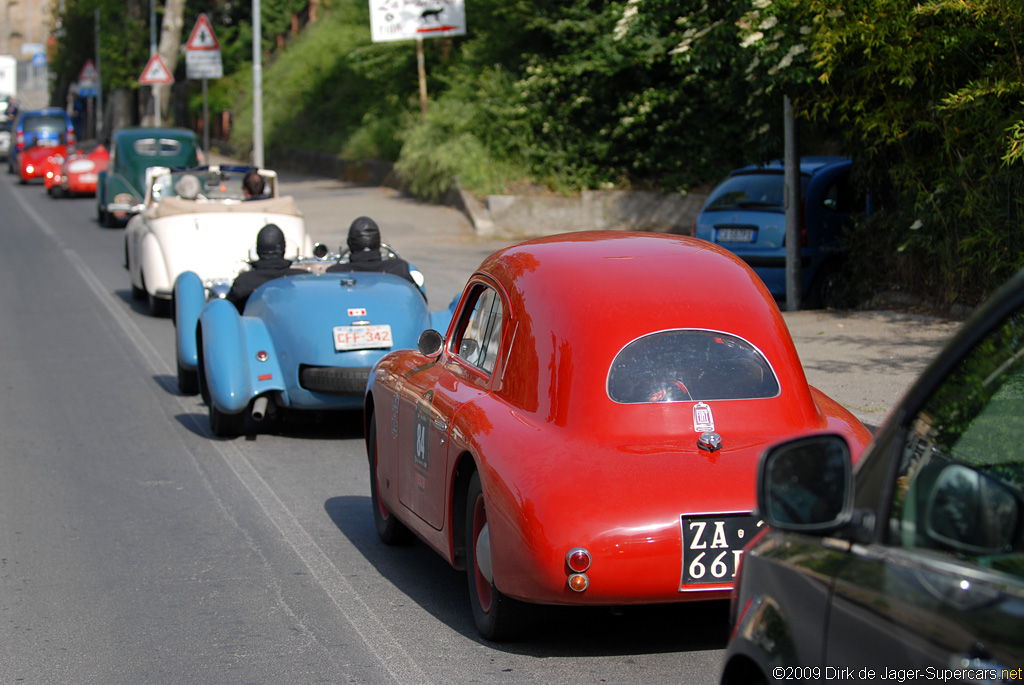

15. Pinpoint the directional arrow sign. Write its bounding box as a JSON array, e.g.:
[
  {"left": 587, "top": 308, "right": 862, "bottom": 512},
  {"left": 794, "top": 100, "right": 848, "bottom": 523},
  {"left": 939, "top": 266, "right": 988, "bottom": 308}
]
[
  {"left": 370, "top": 1, "right": 466, "bottom": 43},
  {"left": 417, "top": 24, "right": 461, "bottom": 34},
  {"left": 139, "top": 54, "right": 174, "bottom": 85}
]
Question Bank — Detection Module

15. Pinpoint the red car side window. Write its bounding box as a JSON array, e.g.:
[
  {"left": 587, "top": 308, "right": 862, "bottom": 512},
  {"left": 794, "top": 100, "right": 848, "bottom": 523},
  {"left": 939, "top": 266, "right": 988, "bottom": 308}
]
[{"left": 452, "top": 286, "right": 504, "bottom": 375}]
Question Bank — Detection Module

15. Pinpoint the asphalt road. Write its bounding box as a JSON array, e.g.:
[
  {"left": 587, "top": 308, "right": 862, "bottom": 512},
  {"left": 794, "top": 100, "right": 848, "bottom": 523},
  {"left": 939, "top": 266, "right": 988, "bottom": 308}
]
[{"left": 0, "top": 163, "right": 963, "bottom": 683}]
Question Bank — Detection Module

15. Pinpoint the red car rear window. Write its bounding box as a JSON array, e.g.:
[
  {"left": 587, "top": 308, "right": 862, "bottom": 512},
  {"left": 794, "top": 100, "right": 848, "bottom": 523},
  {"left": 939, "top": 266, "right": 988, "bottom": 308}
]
[{"left": 607, "top": 329, "right": 779, "bottom": 403}]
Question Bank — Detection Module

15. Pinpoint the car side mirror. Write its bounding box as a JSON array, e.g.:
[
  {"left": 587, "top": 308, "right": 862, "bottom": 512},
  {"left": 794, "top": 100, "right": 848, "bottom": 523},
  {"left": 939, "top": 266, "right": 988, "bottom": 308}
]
[
  {"left": 758, "top": 434, "right": 853, "bottom": 532},
  {"left": 418, "top": 329, "right": 444, "bottom": 356},
  {"left": 925, "top": 463, "right": 1019, "bottom": 555}
]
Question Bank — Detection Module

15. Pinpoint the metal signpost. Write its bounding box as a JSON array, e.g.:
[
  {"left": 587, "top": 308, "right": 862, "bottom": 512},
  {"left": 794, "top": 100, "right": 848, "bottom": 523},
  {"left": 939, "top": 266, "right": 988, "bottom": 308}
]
[
  {"left": 252, "top": 0, "right": 263, "bottom": 168},
  {"left": 185, "top": 14, "right": 223, "bottom": 155},
  {"left": 78, "top": 60, "right": 99, "bottom": 139},
  {"left": 94, "top": 9, "right": 103, "bottom": 141},
  {"left": 369, "top": 1, "right": 466, "bottom": 117}
]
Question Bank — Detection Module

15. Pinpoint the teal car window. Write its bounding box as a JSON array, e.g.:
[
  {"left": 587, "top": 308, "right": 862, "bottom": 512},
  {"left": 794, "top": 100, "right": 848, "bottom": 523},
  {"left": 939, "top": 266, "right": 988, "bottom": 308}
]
[
  {"left": 608, "top": 330, "right": 779, "bottom": 403},
  {"left": 889, "top": 311, "right": 1024, "bottom": 579},
  {"left": 132, "top": 138, "right": 185, "bottom": 156}
]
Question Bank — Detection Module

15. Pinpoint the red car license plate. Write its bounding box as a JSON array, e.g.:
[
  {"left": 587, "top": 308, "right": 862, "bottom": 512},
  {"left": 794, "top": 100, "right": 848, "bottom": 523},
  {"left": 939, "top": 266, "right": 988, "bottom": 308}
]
[
  {"left": 680, "top": 513, "right": 763, "bottom": 587},
  {"left": 333, "top": 324, "right": 393, "bottom": 351}
]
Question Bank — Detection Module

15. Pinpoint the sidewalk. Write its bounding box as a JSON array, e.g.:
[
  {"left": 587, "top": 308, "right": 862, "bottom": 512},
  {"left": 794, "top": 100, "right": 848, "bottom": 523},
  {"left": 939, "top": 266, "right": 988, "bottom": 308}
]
[{"left": 210, "top": 151, "right": 964, "bottom": 428}]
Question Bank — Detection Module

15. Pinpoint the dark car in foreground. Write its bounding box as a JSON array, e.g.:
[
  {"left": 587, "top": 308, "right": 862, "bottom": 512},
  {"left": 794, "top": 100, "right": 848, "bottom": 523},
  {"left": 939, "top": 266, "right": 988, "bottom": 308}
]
[
  {"left": 695, "top": 157, "right": 865, "bottom": 308},
  {"left": 720, "top": 269, "right": 1024, "bottom": 684}
]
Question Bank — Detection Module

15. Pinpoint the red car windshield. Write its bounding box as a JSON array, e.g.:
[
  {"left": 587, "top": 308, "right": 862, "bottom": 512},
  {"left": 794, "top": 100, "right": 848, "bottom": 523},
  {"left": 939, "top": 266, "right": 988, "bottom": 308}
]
[{"left": 607, "top": 329, "right": 780, "bottom": 403}]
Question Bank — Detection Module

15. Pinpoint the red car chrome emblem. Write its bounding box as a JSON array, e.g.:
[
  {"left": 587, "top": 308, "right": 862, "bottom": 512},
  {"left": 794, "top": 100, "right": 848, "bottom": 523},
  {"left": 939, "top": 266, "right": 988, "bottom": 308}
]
[{"left": 693, "top": 401, "right": 714, "bottom": 432}]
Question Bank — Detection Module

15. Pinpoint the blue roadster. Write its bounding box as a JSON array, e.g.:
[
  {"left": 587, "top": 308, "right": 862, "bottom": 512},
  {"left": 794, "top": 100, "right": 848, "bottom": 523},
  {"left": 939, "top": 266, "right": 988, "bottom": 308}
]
[{"left": 174, "top": 253, "right": 453, "bottom": 437}]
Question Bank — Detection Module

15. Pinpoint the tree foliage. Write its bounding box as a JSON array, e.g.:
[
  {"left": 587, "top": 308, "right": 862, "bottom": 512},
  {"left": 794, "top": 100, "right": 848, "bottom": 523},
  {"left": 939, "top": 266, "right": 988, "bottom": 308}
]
[
  {"left": 49, "top": 0, "right": 149, "bottom": 96},
  {"left": 738, "top": 0, "right": 1024, "bottom": 305},
  {"left": 45, "top": 0, "right": 1024, "bottom": 305}
]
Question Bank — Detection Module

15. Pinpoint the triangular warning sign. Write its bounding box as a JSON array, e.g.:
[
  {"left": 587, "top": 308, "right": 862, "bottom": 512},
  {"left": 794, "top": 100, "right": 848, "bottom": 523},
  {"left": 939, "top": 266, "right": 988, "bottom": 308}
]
[
  {"left": 186, "top": 14, "right": 220, "bottom": 51},
  {"left": 79, "top": 59, "right": 99, "bottom": 83},
  {"left": 139, "top": 54, "right": 174, "bottom": 85}
]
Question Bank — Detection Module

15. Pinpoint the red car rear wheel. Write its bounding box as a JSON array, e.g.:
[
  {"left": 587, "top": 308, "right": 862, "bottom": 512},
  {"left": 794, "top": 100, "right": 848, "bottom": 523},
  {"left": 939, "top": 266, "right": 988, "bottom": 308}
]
[
  {"left": 465, "top": 470, "right": 528, "bottom": 641},
  {"left": 368, "top": 417, "right": 413, "bottom": 545}
]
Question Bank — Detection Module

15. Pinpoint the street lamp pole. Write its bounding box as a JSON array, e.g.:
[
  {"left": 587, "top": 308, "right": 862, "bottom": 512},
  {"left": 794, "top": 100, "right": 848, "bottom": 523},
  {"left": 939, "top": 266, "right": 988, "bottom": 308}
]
[
  {"left": 150, "top": 0, "right": 160, "bottom": 126},
  {"left": 252, "top": 0, "right": 264, "bottom": 167}
]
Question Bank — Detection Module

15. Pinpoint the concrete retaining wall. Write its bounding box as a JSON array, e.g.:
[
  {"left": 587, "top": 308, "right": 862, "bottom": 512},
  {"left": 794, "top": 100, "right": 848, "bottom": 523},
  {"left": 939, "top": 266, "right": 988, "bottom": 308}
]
[{"left": 266, "top": 147, "right": 706, "bottom": 238}]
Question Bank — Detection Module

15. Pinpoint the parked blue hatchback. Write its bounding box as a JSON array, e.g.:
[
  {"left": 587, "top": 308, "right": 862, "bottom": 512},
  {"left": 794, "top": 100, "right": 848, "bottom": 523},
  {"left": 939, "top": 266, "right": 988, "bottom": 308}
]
[{"left": 694, "top": 157, "right": 865, "bottom": 308}]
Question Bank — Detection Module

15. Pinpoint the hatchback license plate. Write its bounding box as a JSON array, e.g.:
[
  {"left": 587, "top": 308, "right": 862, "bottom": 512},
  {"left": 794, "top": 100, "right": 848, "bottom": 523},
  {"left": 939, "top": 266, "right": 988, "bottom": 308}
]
[
  {"left": 333, "top": 324, "right": 393, "bottom": 351},
  {"left": 716, "top": 228, "right": 755, "bottom": 243},
  {"left": 680, "top": 513, "right": 763, "bottom": 587}
]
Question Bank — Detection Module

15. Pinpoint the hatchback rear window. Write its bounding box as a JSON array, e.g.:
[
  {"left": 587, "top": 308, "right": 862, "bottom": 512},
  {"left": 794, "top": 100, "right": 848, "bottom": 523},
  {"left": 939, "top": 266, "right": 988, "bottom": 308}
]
[
  {"left": 704, "top": 173, "right": 810, "bottom": 213},
  {"left": 607, "top": 330, "right": 779, "bottom": 403},
  {"left": 133, "top": 138, "right": 184, "bottom": 156},
  {"left": 22, "top": 115, "right": 68, "bottom": 132}
]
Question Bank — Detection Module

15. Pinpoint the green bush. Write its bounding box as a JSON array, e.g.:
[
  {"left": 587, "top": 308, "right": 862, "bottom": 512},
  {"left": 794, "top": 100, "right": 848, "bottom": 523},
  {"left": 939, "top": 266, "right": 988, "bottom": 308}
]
[{"left": 207, "top": 0, "right": 1024, "bottom": 308}]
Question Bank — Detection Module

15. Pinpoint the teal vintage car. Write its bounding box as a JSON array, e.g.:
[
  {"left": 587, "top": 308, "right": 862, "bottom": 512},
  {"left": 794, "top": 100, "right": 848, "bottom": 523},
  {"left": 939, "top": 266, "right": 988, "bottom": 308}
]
[{"left": 96, "top": 127, "right": 199, "bottom": 227}]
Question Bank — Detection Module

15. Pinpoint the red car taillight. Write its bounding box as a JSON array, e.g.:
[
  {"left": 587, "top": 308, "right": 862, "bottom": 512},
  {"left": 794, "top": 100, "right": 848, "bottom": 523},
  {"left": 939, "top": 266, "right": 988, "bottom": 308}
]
[{"left": 565, "top": 547, "right": 592, "bottom": 592}]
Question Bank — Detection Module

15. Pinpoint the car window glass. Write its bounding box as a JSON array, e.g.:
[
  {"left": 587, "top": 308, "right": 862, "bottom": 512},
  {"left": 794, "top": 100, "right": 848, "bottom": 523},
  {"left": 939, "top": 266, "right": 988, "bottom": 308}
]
[
  {"left": 607, "top": 330, "right": 780, "bottom": 403},
  {"left": 23, "top": 114, "right": 66, "bottom": 132},
  {"left": 820, "top": 171, "right": 861, "bottom": 213},
  {"left": 452, "top": 286, "right": 504, "bottom": 374},
  {"left": 888, "top": 311, "right": 1024, "bottom": 579},
  {"left": 160, "top": 170, "right": 241, "bottom": 201},
  {"left": 704, "top": 173, "right": 813, "bottom": 212},
  {"left": 133, "top": 138, "right": 184, "bottom": 156},
  {"left": 705, "top": 174, "right": 785, "bottom": 212}
]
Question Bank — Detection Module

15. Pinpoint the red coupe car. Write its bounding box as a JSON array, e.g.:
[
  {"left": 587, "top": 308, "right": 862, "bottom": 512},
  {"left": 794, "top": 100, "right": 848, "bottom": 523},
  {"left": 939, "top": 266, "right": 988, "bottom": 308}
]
[
  {"left": 44, "top": 144, "right": 109, "bottom": 197},
  {"left": 19, "top": 139, "right": 67, "bottom": 184},
  {"left": 363, "top": 231, "right": 872, "bottom": 640}
]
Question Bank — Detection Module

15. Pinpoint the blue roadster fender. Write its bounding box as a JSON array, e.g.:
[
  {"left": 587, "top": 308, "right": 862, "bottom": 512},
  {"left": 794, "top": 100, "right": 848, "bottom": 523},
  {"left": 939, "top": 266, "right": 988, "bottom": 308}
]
[
  {"left": 199, "top": 298, "right": 285, "bottom": 414},
  {"left": 174, "top": 271, "right": 206, "bottom": 373}
]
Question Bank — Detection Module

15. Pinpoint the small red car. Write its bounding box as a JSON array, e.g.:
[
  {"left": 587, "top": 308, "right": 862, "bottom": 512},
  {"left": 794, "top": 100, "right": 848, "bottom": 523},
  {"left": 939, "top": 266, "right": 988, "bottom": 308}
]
[
  {"left": 19, "top": 140, "right": 67, "bottom": 184},
  {"left": 44, "top": 144, "right": 109, "bottom": 197},
  {"left": 363, "top": 231, "right": 872, "bottom": 640}
]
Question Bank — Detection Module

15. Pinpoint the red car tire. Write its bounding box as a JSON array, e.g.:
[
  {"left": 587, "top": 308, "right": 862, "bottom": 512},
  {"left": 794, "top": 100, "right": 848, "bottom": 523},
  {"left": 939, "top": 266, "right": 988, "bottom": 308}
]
[
  {"left": 465, "top": 470, "right": 528, "bottom": 641},
  {"left": 368, "top": 417, "right": 414, "bottom": 545}
]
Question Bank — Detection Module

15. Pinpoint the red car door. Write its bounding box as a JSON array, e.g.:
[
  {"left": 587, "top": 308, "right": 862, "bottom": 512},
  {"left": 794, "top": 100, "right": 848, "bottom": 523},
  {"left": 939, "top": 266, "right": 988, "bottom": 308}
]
[{"left": 397, "top": 283, "right": 507, "bottom": 530}]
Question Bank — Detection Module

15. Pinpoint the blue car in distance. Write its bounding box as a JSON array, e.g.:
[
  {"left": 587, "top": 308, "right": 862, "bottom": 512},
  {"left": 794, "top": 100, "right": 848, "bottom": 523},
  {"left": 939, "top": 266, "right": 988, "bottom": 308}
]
[
  {"left": 174, "top": 248, "right": 454, "bottom": 437},
  {"left": 7, "top": 107, "right": 75, "bottom": 174},
  {"left": 694, "top": 157, "right": 865, "bottom": 308}
]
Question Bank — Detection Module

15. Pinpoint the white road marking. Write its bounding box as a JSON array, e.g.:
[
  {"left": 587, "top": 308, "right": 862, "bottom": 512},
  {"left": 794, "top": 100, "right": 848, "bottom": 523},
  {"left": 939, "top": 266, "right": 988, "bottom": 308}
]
[{"left": 12, "top": 188, "right": 427, "bottom": 684}]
